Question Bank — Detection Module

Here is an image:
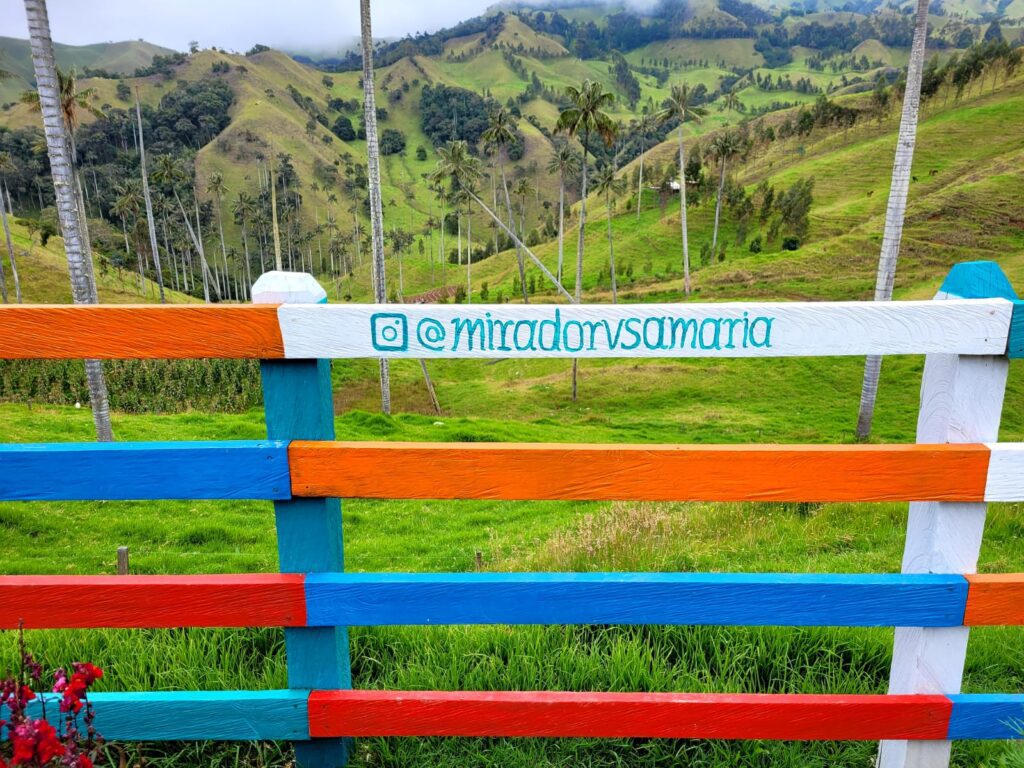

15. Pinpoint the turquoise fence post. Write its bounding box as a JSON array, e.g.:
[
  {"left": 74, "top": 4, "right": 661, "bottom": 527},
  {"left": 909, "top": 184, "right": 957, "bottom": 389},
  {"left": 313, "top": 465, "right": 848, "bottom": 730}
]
[{"left": 253, "top": 271, "right": 351, "bottom": 767}]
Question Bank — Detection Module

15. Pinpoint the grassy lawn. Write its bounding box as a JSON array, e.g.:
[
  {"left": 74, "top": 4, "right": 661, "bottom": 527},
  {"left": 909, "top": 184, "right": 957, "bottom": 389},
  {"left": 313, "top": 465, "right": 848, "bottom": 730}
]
[{"left": 1, "top": 340, "right": 1022, "bottom": 765}]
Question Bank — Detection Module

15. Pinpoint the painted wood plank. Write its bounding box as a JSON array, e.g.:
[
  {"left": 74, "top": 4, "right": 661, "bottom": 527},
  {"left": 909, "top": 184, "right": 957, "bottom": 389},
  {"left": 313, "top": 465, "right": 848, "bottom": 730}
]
[
  {"left": 963, "top": 574, "right": 1024, "bottom": 626},
  {"left": 983, "top": 443, "right": 1024, "bottom": 501},
  {"left": 1009, "top": 300, "right": 1024, "bottom": 359},
  {"left": 0, "top": 441, "right": 291, "bottom": 501},
  {"left": 0, "top": 300, "right": 1010, "bottom": 361},
  {"left": 13, "top": 690, "right": 309, "bottom": 741},
  {"left": 259, "top": 280, "right": 351, "bottom": 768},
  {"left": 947, "top": 694, "right": 1024, "bottom": 740},
  {"left": 288, "top": 442, "right": 991, "bottom": 502},
  {"left": 307, "top": 690, "right": 952, "bottom": 740},
  {"left": 0, "top": 574, "right": 307, "bottom": 629},
  {"left": 0, "top": 305, "right": 284, "bottom": 359},
  {"left": 936, "top": 261, "right": 1022, "bottom": 358},
  {"left": 303, "top": 573, "right": 968, "bottom": 627},
  {"left": 879, "top": 293, "right": 1011, "bottom": 768},
  {"left": 275, "top": 300, "right": 1012, "bottom": 359},
  {"left": 938, "top": 261, "right": 1018, "bottom": 304}
]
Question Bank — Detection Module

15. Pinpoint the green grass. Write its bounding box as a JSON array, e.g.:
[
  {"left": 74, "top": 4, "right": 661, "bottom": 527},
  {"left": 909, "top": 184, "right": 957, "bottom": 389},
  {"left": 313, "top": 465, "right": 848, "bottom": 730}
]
[
  {"left": 1, "top": 220, "right": 197, "bottom": 304},
  {"left": 2, "top": 338, "right": 1023, "bottom": 766},
  {"left": 4, "top": 31, "right": 1024, "bottom": 768}
]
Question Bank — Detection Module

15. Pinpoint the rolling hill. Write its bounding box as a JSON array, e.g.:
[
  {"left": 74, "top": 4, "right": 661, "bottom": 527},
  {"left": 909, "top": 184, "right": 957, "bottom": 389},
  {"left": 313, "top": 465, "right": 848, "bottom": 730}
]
[
  {"left": 1, "top": 2, "right": 1021, "bottom": 309},
  {"left": 0, "top": 36, "right": 174, "bottom": 105}
]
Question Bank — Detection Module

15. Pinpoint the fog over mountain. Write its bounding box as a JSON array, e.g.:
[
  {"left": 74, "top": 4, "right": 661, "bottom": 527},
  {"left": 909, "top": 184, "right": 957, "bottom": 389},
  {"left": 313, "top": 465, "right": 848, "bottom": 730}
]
[{"left": 0, "top": 0, "right": 498, "bottom": 54}]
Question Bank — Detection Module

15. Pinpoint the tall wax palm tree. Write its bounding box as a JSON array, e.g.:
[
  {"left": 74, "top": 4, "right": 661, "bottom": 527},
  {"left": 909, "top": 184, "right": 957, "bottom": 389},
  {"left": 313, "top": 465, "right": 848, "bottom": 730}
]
[
  {"left": 152, "top": 154, "right": 215, "bottom": 301},
  {"left": 207, "top": 171, "right": 230, "bottom": 295},
  {"left": 482, "top": 106, "right": 528, "bottom": 302},
  {"left": 545, "top": 141, "right": 580, "bottom": 286},
  {"left": 593, "top": 165, "right": 625, "bottom": 303},
  {"left": 556, "top": 79, "right": 617, "bottom": 401},
  {"left": 134, "top": 87, "right": 165, "bottom": 302},
  {"left": 709, "top": 131, "right": 742, "bottom": 256},
  {"left": 23, "top": 0, "right": 112, "bottom": 441},
  {"left": 269, "top": 152, "right": 283, "bottom": 270},
  {"left": 361, "top": 0, "right": 391, "bottom": 414},
  {"left": 512, "top": 177, "right": 534, "bottom": 251},
  {"left": 0, "top": 151, "right": 21, "bottom": 303},
  {"left": 431, "top": 140, "right": 572, "bottom": 302},
  {"left": 233, "top": 191, "right": 257, "bottom": 290},
  {"left": 634, "top": 113, "right": 657, "bottom": 220},
  {"left": 856, "top": 0, "right": 932, "bottom": 443},
  {"left": 721, "top": 87, "right": 743, "bottom": 117},
  {"left": 658, "top": 83, "right": 707, "bottom": 296},
  {"left": 111, "top": 180, "right": 143, "bottom": 292}
]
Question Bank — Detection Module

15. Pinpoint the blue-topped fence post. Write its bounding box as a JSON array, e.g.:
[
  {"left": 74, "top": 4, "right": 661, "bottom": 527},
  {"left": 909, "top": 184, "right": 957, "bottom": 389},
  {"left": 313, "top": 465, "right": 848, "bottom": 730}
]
[
  {"left": 253, "top": 271, "right": 351, "bottom": 767},
  {"left": 878, "top": 261, "right": 1018, "bottom": 768}
]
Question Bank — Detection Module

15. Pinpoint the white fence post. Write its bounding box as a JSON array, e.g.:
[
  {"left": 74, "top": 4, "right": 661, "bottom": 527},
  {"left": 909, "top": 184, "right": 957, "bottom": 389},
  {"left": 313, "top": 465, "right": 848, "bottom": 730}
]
[{"left": 878, "top": 263, "right": 1016, "bottom": 768}]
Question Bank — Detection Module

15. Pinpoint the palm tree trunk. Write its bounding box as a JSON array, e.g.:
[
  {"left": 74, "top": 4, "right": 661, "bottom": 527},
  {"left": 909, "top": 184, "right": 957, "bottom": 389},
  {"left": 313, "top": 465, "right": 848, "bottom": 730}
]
[
  {"left": 439, "top": 208, "right": 446, "bottom": 286},
  {"left": 135, "top": 89, "right": 165, "bottom": 303},
  {"left": 636, "top": 133, "right": 645, "bottom": 220},
  {"left": 856, "top": 0, "right": 930, "bottom": 444},
  {"left": 241, "top": 220, "right": 252, "bottom": 291},
  {"left": 466, "top": 203, "right": 472, "bottom": 303},
  {"left": 607, "top": 192, "right": 617, "bottom": 303},
  {"left": 464, "top": 189, "right": 573, "bottom": 302},
  {"left": 174, "top": 192, "right": 214, "bottom": 301},
  {"left": 0, "top": 182, "right": 18, "bottom": 302},
  {"left": 2, "top": 182, "right": 19, "bottom": 302},
  {"left": 216, "top": 198, "right": 228, "bottom": 293},
  {"left": 24, "top": 0, "right": 113, "bottom": 441},
  {"left": 678, "top": 126, "right": 692, "bottom": 297},
  {"left": 498, "top": 157, "right": 528, "bottom": 303},
  {"left": 557, "top": 177, "right": 565, "bottom": 285},
  {"left": 573, "top": 141, "right": 589, "bottom": 402},
  {"left": 712, "top": 156, "right": 727, "bottom": 254},
  {"left": 361, "top": 0, "right": 391, "bottom": 414},
  {"left": 270, "top": 155, "right": 283, "bottom": 270}
]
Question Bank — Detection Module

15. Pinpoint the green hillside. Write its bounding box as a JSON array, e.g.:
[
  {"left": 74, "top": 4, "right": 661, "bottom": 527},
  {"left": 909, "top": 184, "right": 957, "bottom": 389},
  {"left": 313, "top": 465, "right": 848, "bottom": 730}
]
[
  {"left": 1, "top": 219, "right": 197, "bottom": 303},
  {"left": 0, "top": 36, "right": 174, "bottom": 104},
  {"left": 1, "top": 3, "right": 1020, "bottom": 309},
  {"left": 3, "top": 6, "right": 1024, "bottom": 768}
]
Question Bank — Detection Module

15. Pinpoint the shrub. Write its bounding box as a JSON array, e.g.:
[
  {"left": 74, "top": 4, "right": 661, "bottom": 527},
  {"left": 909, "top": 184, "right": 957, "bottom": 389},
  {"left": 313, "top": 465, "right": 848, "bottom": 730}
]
[
  {"left": 332, "top": 115, "right": 356, "bottom": 141},
  {"left": 749, "top": 235, "right": 762, "bottom": 253},
  {"left": 379, "top": 128, "right": 406, "bottom": 156},
  {"left": 781, "top": 235, "right": 801, "bottom": 251}
]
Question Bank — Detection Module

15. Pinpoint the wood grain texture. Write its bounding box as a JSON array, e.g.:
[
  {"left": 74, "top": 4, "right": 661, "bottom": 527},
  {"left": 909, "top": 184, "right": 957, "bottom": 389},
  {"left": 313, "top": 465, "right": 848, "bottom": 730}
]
[
  {"left": 303, "top": 572, "right": 968, "bottom": 627},
  {"left": 0, "top": 574, "right": 307, "bottom": 629},
  {"left": 0, "top": 440, "right": 291, "bottom": 500},
  {"left": 983, "top": 443, "right": 1024, "bottom": 501},
  {"left": 879, "top": 288, "right": 1012, "bottom": 768},
  {"left": 947, "top": 694, "right": 1024, "bottom": 739},
  {"left": 0, "top": 305, "right": 284, "bottom": 359},
  {"left": 936, "top": 261, "right": 1021, "bottom": 358},
  {"left": 963, "top": 574, "right": 1024, "bottom": 626},
  {"left": 15, "top": 690, "right": 309, "bottom": 741},
  {"left": 276, "top": 300, "right": 1012, "bottom": 359},
  {"left": 288, "top": 442, "right": 992, "bottom": 502},
  {"left": 261, "top": 356, "right": 351, "bottom": 766},
  {"left": 1009, "top": 300, "right": 1024, "bottom": 358},
  {"left": 307, "top": 690, "right": 952, "bottom": 740}
]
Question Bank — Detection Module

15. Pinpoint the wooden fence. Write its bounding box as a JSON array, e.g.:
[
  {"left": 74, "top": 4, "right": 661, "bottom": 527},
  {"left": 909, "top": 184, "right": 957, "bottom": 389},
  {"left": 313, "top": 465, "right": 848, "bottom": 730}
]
[{"left": 1, "top": 260, "right": 1022, "bottom": 768}]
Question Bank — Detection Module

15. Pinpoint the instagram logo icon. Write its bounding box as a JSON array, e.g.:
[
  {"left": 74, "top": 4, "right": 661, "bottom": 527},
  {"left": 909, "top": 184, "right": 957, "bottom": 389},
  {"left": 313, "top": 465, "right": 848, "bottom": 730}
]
[{"left": 370, "top": 312, "right": 409, "bottom": 352}]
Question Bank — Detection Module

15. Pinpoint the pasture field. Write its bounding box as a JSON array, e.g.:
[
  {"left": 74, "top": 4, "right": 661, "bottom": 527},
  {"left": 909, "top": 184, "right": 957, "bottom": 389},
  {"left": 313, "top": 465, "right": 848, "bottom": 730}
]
[{"left": 1, "top": 338, "right": 1023, "bottom": 766}]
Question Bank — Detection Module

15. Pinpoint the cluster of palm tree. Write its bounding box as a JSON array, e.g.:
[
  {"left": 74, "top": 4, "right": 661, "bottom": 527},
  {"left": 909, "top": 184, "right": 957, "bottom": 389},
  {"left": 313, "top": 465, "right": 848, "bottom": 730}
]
[{"left": 16, "top": 0, "right": 941, "bottom": 438}]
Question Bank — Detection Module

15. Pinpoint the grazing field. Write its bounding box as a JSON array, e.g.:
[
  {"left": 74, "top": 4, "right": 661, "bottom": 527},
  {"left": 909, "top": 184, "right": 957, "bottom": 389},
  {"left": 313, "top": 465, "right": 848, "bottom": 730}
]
[{"left": 1, "top": 332, "right": 1022, "bottom": 766}]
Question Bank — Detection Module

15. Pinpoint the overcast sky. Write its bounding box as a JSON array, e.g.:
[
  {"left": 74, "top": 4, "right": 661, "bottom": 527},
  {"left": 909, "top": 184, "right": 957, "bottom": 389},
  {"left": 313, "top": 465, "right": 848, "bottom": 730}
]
[{"left": 1, "top": 0, "right": 500, "bottom": 54}]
